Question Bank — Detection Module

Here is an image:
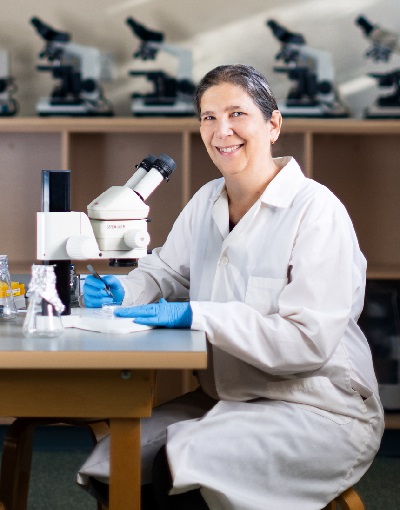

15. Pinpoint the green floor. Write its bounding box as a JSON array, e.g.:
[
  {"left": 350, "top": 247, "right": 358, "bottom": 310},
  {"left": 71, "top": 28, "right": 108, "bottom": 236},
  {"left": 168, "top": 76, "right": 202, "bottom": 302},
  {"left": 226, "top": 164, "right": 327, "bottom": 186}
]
[{"left": 0, "top": 426, "right": 398, "bottom": 509}]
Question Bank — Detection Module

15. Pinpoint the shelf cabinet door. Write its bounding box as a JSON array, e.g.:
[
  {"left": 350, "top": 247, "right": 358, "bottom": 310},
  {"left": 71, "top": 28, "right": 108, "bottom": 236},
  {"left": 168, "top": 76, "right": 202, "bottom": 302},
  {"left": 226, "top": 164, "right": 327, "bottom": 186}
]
[
  {"left": 312, "top": 133, "right": 400, "bottom": 278},
  {"left": 0, "top": 133, "right": 61, "bottom": 272}
]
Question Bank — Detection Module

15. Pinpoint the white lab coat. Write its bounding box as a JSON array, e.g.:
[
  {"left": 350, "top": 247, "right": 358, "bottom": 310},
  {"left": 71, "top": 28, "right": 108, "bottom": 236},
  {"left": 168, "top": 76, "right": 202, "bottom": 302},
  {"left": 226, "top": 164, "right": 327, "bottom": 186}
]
[{"left": 78, "top": 157, "right": 384, "bottom": 510}]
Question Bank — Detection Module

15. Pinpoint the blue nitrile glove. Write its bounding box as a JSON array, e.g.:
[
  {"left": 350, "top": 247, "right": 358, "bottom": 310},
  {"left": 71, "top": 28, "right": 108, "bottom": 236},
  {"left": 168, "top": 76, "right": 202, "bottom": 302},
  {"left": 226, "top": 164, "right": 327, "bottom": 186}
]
[
  {"left": 83, "top": 274, "right": 125, "bottom": 308},
  {"left": 114, "top": 298, "right": 192, "bottom": 328}
]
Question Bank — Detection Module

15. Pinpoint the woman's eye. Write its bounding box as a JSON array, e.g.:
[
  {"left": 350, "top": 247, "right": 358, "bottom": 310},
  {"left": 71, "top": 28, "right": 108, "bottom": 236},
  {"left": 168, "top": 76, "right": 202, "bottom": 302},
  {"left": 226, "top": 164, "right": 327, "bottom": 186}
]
[
  {"left": 231, "top": 112, "right": 244, "bottom": 117},
  {"left": 202, "top": 115, "right": 214, "bottom": 121}
]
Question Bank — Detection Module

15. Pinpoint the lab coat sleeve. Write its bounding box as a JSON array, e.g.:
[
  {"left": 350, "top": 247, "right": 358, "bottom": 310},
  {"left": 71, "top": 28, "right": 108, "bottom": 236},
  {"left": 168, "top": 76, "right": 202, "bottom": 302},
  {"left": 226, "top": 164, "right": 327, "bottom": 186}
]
[
  {"left": 120, "top": 196, "right": 195, "bottom": 306},
  {"left": 191, "top": 200, "right": 359, "bottom": 375}
]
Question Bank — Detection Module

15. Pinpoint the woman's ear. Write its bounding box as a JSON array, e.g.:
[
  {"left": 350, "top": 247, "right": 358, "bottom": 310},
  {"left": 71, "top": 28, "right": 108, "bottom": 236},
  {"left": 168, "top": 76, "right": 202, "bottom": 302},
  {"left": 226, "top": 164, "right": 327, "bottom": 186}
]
[{"left": 269, "top": 110, "right": 282, "bottom": 144}]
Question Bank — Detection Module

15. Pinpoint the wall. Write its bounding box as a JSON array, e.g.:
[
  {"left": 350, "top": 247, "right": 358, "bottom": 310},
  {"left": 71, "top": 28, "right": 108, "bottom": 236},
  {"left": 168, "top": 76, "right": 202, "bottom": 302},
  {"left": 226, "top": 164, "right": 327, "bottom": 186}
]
[{"left": 2, "top": 0, "right": 400, "bottom": 118}]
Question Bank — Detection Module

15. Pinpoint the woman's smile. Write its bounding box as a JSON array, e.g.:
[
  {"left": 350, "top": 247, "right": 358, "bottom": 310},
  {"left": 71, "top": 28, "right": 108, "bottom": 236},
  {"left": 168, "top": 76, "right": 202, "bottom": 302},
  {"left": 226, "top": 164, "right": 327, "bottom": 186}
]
[{"left": 216, "top": 144, "right": 244, "bottom": 155}]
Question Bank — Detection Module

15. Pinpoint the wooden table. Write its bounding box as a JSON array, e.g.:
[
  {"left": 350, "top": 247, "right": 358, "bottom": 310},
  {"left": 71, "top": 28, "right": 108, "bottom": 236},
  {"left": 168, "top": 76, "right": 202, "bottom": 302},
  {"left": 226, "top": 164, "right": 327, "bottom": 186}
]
[{"left": 0, "top": 314, "right": 207, "bottom": 509}]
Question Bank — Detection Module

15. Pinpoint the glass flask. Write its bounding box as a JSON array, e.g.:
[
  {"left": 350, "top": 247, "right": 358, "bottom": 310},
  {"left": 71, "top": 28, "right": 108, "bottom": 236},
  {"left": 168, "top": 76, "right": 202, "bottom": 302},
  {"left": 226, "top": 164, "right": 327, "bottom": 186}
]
[
  {"left": 23, "top": 264, "right": 65, "bottom": 338},
  {"left": 0, "top": 254, "right": 18, "bottom": 321}
]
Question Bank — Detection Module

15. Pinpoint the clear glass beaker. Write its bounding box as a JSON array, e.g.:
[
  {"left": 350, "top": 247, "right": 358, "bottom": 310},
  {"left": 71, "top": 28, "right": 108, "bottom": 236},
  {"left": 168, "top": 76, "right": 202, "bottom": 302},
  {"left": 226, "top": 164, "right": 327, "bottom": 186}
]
[
  {"left": 23, "top": 264, "right": 65, "bottom": 338},
  {"left": 0, "top": 254, "right": 18, "bottom": 321}
]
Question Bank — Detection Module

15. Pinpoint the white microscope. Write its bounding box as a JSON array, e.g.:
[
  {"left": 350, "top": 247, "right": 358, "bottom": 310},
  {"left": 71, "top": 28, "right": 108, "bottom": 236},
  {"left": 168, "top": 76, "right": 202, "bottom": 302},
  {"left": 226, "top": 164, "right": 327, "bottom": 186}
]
[
  {"left": 0, "top": 50, "right": 18, "bottom": 116},
  {"left": 267, "top": 19, "right": 349, "bottom": 118},
  {"left": 356, "top": 15, "right": 400, "bottom": 118},
  {"left": 37, "top": 154, "right": 176, "bottom": 267},
  {"left": 126, "top": 17, "right": 196, "bottom": 117},
  {"left": 30, "top": 17, "right": 113, "bottom": 117}
]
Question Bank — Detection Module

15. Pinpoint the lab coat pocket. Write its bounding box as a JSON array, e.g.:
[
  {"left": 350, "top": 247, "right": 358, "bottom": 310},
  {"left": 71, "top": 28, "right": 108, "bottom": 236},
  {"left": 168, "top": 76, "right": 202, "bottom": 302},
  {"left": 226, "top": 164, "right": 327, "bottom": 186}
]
[
  {"left": 297, "top": 404, "right": 352, "bottom": 425},
  {"left": 265, "top": 376, "right": 352, "bottom": 424},
  {"left": 245, "top": 276, "right": 287, "bottom": 316}
]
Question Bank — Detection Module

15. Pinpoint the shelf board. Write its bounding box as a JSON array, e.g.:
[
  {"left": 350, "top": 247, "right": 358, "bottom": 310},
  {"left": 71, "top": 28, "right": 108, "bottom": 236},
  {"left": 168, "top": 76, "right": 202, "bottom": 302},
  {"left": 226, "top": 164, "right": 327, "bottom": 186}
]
[
  {"left": 384, "top": 413, "right": 400, "bottom": 429},
  {"left": 0, "top": 117, "right": 200, "bottom": 133},
  {"left": 2, "top": 117, "right": 400, "bottom": 135},
  {"left": 367, "top": 266, "right": 400, "bottom": 280}
]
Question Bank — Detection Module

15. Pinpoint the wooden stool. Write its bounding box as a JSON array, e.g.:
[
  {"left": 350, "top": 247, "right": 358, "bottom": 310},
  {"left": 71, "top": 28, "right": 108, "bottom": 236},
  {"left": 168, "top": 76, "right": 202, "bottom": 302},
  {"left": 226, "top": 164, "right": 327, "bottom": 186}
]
[
  {"left": 323, "top": 487, "right": 365, "bottom": 510},
  {"left": 0, "top": 417, "right": 109, "bottom": 510}
]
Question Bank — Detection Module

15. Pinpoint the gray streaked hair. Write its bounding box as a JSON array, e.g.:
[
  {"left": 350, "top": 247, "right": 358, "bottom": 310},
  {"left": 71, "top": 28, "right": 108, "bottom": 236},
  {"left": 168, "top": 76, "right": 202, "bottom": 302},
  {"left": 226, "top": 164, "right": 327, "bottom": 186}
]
[{"left": 194, "top": 64, "right": 278, "bottom": 122}]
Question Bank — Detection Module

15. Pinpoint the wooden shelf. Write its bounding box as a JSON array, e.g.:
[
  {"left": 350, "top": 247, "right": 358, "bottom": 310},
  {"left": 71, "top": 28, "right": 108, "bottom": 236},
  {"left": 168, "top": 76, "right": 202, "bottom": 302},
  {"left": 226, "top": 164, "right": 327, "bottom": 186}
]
[
  {"left": 384, "top": 413, "right": 400, "bottom": 429},
  {"left": 2, "top": 116, "right": 400, "bottom": 276}
]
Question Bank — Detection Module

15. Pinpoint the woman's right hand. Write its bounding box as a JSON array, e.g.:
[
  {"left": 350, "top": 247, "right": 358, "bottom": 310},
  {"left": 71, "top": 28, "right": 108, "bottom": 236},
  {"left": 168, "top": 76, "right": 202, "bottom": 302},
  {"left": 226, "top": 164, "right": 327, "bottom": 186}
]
[{"left": 83, "top": 274, "right": 125, "bottom": 308}]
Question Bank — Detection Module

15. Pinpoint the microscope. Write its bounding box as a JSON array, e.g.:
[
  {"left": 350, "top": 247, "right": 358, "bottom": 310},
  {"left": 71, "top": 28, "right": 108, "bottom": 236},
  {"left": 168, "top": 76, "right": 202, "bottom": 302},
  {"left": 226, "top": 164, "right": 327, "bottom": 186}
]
[
  {"left": 37, "top": 153, "right": 176, "bottom": 268},
  {"left": 267, "top": 19, "right": 349, "bottom": 118},
  {"left": 126, "top": 17, "right": 196, "bottom": 116},
  {"left": 356, "top": 15, "right": 400, "bottom": 118},
  {"left": 0, "top": 50, "right": 18, "bottom": 116},
  {"left": 30, "top": 17, "right": 113, "bottom": 116}
]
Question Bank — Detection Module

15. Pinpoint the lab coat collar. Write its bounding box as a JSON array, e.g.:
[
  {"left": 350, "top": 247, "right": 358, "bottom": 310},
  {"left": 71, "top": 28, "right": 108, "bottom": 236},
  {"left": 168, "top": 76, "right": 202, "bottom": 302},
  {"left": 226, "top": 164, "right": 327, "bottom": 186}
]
[
  {"left": 209, "top": 157, "right": 305, "bottom": 209},
  {"left": 260, "top": 157, "right": 305, "bottom": 208}
]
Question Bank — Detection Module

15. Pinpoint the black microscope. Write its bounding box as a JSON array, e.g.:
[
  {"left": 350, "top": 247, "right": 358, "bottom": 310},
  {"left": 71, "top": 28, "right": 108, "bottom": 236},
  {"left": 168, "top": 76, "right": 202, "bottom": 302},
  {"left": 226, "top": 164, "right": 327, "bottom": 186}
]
[
  {"left": 267, "top": 19, "right": 349, "bottom": 118},
  {"left": 356, "top": 15, "right": 400, "bottom": 118},
  {"left": 126, "top": 17, "right": 196, "bottom": 117},
  {"left": 30, "top": 17, "right": 113, "bottom": 116}
]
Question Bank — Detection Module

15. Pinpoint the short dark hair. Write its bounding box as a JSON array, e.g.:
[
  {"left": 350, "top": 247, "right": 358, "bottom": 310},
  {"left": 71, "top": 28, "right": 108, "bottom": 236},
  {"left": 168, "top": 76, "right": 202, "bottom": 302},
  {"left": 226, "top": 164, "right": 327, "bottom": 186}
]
[{"left": 194, "top": 64, "right": 278, "bottom": 122}]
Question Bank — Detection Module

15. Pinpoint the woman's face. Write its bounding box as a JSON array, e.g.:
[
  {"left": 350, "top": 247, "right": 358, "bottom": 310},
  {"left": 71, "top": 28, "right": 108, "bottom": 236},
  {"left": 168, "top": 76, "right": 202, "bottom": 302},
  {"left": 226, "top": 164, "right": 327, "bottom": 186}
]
[{"left": 199, "top": 82, "right": 278, "bottom": 178}]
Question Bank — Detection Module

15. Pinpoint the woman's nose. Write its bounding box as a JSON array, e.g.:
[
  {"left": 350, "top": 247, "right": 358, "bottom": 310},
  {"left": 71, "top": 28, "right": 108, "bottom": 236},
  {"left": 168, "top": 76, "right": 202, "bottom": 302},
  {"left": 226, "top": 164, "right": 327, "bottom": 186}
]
[{"left": 215, "top": 119, "right": 233, "bottom": 139}]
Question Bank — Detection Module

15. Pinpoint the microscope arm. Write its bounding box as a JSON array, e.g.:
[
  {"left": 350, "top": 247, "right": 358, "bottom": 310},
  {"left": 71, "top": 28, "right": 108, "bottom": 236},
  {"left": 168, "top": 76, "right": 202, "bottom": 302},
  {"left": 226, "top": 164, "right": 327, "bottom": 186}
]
[
  {"left": 297, "top": 45, "right": 335, "bottom": 84},
  {"left": 64, "top": 43, "right": 112, "bottom": 81},
  {"left": 156, "top": 42, "right": 193, "bottom": 81}
]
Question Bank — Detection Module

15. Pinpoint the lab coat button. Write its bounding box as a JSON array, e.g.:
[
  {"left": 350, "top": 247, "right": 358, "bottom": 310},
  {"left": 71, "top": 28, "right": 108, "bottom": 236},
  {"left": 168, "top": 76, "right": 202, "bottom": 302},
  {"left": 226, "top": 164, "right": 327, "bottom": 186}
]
[{"left": 220, "top": 256, "right": 229, "bottom": 266}]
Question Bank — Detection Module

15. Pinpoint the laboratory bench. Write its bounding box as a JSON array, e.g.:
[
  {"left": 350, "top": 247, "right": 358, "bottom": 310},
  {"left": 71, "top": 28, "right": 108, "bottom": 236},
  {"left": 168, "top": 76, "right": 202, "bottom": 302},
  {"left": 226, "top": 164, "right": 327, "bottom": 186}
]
[{"left": 0, "top": 314, "right": 207, "bottom": 510}]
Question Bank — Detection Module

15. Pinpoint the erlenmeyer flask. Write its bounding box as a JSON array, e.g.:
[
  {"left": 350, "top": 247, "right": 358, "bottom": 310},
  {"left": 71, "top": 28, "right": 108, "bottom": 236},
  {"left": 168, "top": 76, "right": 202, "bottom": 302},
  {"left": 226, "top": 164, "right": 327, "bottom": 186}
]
[
  {"left": 23, "top": 264, "right": 65, "bottom": 338},
  {"left": 0, "top": 254, "right": 18, "bottom": 321}
]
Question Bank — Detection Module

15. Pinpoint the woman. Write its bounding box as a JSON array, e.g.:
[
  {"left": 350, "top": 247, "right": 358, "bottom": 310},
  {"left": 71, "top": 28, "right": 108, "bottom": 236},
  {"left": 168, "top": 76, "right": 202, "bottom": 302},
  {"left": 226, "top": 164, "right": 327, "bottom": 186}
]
[{"left": 79, "top": 64, "right": 384, "bottom": 510}]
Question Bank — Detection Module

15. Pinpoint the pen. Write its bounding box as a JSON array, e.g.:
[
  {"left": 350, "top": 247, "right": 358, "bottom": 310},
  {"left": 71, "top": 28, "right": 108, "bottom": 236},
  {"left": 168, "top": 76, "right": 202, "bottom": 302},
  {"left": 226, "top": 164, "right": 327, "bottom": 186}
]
[{"left": 87, "top": 264, "right": 114, "bottom": 298}]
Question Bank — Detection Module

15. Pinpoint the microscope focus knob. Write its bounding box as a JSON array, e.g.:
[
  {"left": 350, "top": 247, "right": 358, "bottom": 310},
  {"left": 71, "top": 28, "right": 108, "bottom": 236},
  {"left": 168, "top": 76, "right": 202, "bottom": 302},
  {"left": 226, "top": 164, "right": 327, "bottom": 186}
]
[
  {"left": 318, "top": 81, "right": 333, "bottom": 94},
  {"left": 124, "top": 229, "right": 150, "bottom": 249},
  {"left": 82, "top": 79, "right": 97, "bottom": 93},
  {"left": 66, "top": 235, "right": 100, "bottom": 260}
]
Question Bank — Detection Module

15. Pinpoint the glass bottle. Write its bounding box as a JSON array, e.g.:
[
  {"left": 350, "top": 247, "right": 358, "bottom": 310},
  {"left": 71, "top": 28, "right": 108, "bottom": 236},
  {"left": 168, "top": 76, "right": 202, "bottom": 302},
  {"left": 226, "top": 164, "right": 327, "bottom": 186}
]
[
  {"left": 23, "top": 264, "right": 65, "bottom": 338},
  {"left": 0, "top": 254, "right": 18, "bottom": 321}
]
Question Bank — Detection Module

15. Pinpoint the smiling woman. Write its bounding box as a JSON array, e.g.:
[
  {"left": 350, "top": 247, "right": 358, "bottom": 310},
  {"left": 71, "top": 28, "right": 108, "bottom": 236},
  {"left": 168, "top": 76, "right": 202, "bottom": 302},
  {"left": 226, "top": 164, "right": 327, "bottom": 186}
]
[
  {"left": 78, "top": 64, "right": 384, "bottom": 510},
  {"left": 194, "top": 65, "right": 283, "bottom": 225}
]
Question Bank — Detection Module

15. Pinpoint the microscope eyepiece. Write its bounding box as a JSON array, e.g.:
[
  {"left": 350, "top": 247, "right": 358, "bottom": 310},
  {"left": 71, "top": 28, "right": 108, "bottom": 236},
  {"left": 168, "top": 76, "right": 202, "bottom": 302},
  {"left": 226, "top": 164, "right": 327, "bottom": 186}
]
[
  {"left": 267, "top": 20, "right": 288, "bottom": 41},
  {"left": 267, "top": 19, "right": 305, "bottom": 45},
  {"left": 153, "top": 154, "right": 176, "bottom": 181},
  {"left": 30, "top": 17, "right": 70, "bottom": 43},
  {"left": 131, "top": 153, "right": 176, "bottom": 201},
  {"left": 126, "top": 17, "right": 164, "bottom": 43},
  {"left": 356, "top": 16, "right": 375, "bottom": 35},
  {"left": 137, "top": 154, "right": 157, "bottom": 172}
]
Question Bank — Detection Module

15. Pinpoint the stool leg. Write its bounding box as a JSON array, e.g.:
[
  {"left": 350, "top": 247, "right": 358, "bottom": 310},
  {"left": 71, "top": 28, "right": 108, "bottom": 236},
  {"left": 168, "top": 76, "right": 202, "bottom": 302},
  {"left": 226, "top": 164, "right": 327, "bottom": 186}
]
[
  {"left": 322, "top": 501, "right": 336, "bottom": 510},
  {"left": 336, "top": 488, "right": 365, "bottom": 510},
  {"left": 0, "top": 419, "right": 36, "bottom": 510}
]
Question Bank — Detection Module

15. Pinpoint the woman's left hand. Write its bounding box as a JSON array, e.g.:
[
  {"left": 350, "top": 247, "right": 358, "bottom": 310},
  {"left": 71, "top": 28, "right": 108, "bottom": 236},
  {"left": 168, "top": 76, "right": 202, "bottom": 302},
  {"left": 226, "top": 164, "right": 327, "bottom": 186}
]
[{"left": 114, "top": 298, "right": 192, "bottom": 328}]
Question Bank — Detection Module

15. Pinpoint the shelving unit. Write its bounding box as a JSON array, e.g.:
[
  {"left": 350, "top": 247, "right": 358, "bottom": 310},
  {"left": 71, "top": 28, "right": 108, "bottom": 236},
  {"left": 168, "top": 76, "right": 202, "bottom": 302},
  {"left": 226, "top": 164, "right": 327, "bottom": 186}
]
[
  {"left": 3, "top": 117, "right": 400, "bottom": 278},
  {"left": 2, "top": 117, "right": 400, "bottom": 406}
]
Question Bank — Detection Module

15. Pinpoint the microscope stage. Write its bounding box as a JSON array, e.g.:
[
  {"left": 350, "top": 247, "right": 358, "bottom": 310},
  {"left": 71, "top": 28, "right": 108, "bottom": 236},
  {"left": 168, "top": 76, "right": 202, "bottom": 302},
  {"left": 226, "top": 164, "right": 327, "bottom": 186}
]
[{"left": 36, "top": 98, "right": 113, "bottom": 117}]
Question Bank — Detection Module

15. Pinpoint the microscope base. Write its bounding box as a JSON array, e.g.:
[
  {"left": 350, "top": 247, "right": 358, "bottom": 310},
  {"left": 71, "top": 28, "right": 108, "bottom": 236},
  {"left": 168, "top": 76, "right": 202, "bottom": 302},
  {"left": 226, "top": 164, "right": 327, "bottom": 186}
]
[
  {"left": 131, "top": 98, "right": 195, "bottom": 117},
  {"left": 365, "top": 104, "right": 400, "bottom": 119},
  {"left": 36, "top": 98, "right": 113, "bottom": 117},
  {"left": 277, "top": 102, "right": 349, "bottom": 118}
]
